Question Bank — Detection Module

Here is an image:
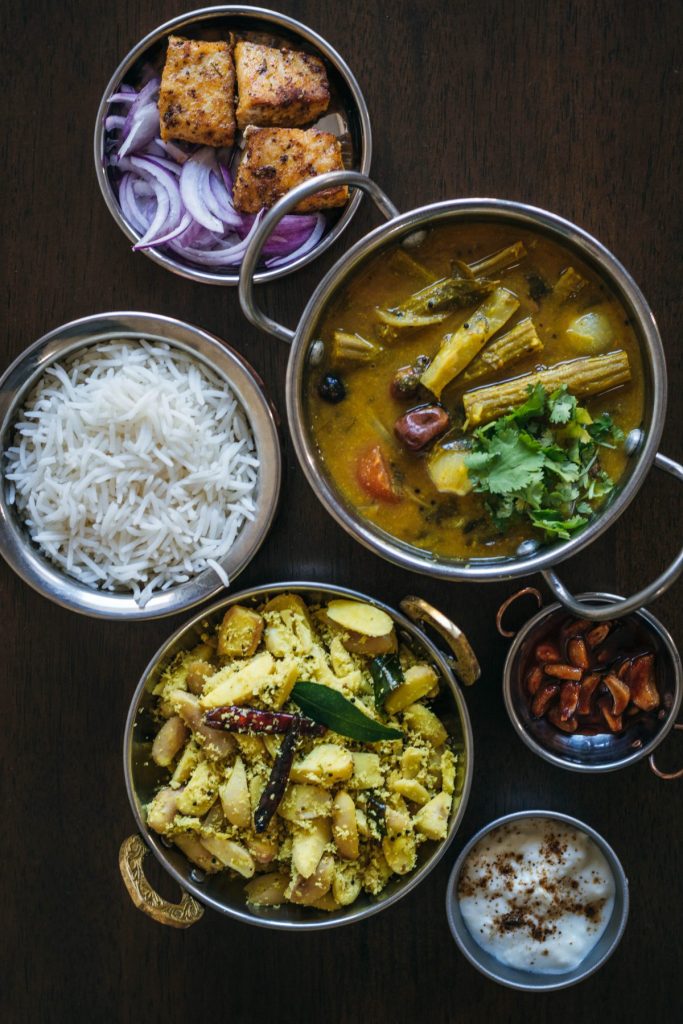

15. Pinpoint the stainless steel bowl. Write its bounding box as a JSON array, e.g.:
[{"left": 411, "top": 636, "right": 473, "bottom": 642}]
[
  {"left": 239, "top": 172, "right": 683, "bottom": 621},
  {"left": 445, "top": 810, "right": 630, "bottom": 991},
  {"left": 0, "top": 312, "right": 281, "bottom": 620},
  {"left": 501, "top": 591, "right": 683, "bottom": 773},
  {"left": 120, "top": 582, "right": 475, "bottom": 930},
  {"left": 94, "top": 6, "right": 372, "bottom": 286}
]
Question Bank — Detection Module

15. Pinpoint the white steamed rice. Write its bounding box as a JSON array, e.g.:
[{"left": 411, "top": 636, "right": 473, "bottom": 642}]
[{"left": 4, "top": 339, "right": 260, "bottom": 607}]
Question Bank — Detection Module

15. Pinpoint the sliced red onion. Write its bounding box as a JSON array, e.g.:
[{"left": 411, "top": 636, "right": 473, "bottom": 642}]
[
  {"left": 158, "top": 139, "right": 193, "bottom": 164},
  {"left": 167, "top": 211, "right": 264, "bottom": 265},
  {"left": 129, "top": 156, "right": 182, "bottom": 246},
  {"left": 108, "top": 91, "right": 136, "bottom": 105},
  {"left": 118, "top": 174, "right": 150, "bottom": 234},
  {"left": 266, "top": 214, "right": 326, "bottom": 267},
  {"left": 118, "top": 101, "right": 159, "bottom": 158},
  {"left": 179, "top": 151, "right": 223, "bottom": 232},
  {"left": 105, "top": 115, "right": 127, "bottom": 131},
  {"left": 134, "top": 211, "right": 192, "bottom": 250}
]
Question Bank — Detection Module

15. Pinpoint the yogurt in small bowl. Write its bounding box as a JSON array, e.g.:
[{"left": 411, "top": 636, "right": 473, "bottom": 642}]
[{"left": 446, "top": 811, "right": 629, "bottom": 991}]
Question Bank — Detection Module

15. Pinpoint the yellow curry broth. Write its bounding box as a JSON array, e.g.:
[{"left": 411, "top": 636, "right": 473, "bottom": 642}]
[{"left": 305, "top": 224, "right": 644, "bottom": 559}]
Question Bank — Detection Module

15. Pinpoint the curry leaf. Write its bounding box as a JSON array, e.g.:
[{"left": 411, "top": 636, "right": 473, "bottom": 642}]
[
  {"left": 370, "top": 654, "right": 404, "bottom": 710},
  {"left": 291, "top": 682, "right": 403, "bottom": 742}
]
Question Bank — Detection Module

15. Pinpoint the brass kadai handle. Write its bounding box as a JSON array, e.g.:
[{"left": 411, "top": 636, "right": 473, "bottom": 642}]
[
  {"left": 400, "top": 596, "right": 481, "bottom": 685},
  {"left": 119, "top": 835, "right": 204, "bottom": 928}
]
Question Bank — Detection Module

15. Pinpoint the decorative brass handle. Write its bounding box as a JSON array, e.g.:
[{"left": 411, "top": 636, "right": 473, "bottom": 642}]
[
  {"left": 119, "top": 835, "right": 204, "bottom": 928},
  {"left": 400, "top": 596, "right": 481, "bottom": 685},
  {"left": 648, "top": 723, "right": 683, "bottom": 780}
]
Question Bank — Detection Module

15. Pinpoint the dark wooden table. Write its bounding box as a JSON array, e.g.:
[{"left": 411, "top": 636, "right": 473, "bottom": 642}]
[{"left": 3, "top": 1, "right": 682, "bottom": 1021}]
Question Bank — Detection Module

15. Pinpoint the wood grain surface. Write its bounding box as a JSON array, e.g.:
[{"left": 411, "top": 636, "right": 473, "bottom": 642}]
[{"left": 2, "top": 1, "right": 682, "bottom": 1021}]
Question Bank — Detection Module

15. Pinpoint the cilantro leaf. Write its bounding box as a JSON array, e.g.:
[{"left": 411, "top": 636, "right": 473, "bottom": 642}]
[
  {"left": 462, "top": 384, "right": 624, "bottom": 542},
  {"left": 465, "top": 426, "right": 545, "bottom": 495},
  {"left": 548, "top": 386, "right": 577, "bottom": 424}
]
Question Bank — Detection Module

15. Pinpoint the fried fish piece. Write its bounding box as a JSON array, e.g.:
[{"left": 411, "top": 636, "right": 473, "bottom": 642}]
[
  {"left": 232, "top": 126, "right": 348, "bottom": 213},
  {"left": 159, "top": 35, "right": 236, "bottom": 146},
  {"left": 234, "top": 40, "right": 330, "bottom": 128}
]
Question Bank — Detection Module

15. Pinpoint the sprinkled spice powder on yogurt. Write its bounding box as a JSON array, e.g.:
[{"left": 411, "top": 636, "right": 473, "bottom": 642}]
[{"left": 457, "top": 817, "right": 615, "bottom": 973}]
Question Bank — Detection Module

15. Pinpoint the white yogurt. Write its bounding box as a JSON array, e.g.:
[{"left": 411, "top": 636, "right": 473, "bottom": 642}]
[{"left": 457, "top": 817, "right": 615, "bottom": 974}]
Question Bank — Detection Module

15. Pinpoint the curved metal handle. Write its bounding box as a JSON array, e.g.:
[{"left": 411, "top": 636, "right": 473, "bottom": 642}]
[
  {"left": 542, "top": 452, "right": 683, "bottom": 620},
  {"left": 119, "top": 835, "right": 204, "bottom": 929},
  {"left": 649, "top": 722, "right": 683, "bottom": 780},
  {"left": 400, "top": 596, "right": 481, "bottom": 685},
  {"left": 238, "top": 171, "right": 400, "bottom": 343}
]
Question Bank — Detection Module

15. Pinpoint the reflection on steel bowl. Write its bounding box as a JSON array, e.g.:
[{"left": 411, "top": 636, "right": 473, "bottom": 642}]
[
  {"left": 121, "top": 583, "right": 475, "bottom": 930},
  {"left": 238, "top": 174, "right": 683, "bottom": 621}
]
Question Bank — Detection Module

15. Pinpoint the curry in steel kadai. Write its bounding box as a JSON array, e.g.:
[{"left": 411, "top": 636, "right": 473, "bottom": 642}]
[{"left": 306, "top": 224, "right": 645, "bottom": 560}]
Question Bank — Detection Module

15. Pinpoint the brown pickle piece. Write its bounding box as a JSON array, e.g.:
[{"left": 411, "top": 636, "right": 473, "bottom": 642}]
[
  {"left": 535, "top": 642, "right": 561, "bottom": 664},
  {"left": 577, "top": 673, "right": 602, "bottom": 715},
  {"left": 544, "top": 663, "right": 583, "bottom": 681},
  {"left": 603, "top": 673, "right": 631, "bottom": 716},
  {"left": 586, "top": 623, "right": 612, "bottom": 649},
  {"left": 598, "top": 695, "right": 623, "bottom": 733},
  {"left": 559, "top": 681, "right": 580, "bottom": 721},
  {"left": 547, "top": 706, "right": 578, "bottom": 733},
  {"left": 627, "top": 653, "right": 660, "bottom": 711},
  {"left": 531, "top": 681, "right": 559, "bottom": 717},
  {"left": 526, "top": 665, "right": 544, "bottom": 696},
  {"left": 567, "top": 637, "right": 590, "bottom": 670}
]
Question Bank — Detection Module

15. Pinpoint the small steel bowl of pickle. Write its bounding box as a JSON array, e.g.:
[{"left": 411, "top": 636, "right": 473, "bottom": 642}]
[
  {"left": 498, "top": 588, "right": 683, "bottom": 774},
  {"left": 120, "top": 582, "right": 479, "bottom": 930},
  {"left": 239, "top": 176, "right": 683, "bottom": 621}
]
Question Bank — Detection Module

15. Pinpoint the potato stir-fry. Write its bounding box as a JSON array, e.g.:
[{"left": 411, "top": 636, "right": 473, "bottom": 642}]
[{"left": 146, "top": 594, "right": 464, "bottom": 912}]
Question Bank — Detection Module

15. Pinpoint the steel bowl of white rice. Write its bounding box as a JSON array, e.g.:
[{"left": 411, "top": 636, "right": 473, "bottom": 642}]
[{"left": 0, "top": 312, "right": 281, "bottom": 619}]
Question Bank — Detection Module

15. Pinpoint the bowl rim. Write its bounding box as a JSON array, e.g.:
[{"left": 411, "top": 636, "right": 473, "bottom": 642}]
[
  {"left": 93, "top": 4, "right": 373, "bottom": 286},
  {"left": 285, "top": 196, "right": 667, "bottom": 582},
  {"left": 445, "top": 809, "right": 630, "bottom": 992},
  {"left": 0, "top": 311, "right": 281, "bottom": 620},
  {"left": 501, "top": 591, "right": 683, "bottom": 772},
  {"left": 123, "top": 580, "right": 474, "bottom": 929}
]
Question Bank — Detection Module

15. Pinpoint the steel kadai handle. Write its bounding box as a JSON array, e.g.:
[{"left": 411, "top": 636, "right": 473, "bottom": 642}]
[
  {"left": 238, "top": 171, "right": 400, "bottom": 343},
  {"left": 542, "top": 453, "right": 683, "bottom": 621}
]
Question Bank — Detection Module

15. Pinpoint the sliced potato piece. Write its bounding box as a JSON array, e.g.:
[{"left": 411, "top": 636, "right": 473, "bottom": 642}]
[
  {"left": 427, "top": 448, "right": 473, "bottom": 496},
  {"left": 385, "top": 664, "right": 438, "bottom": 714},
  {"left": 176, "top": 760, "right": 220, "bottom": 817},
  {"left": 340, "top": 629, "right": 398, "bottom": 656},
  {"left": 262, "top": 593, "right": 312, "bottom": 622},
  {"left": 151, "top": 715, "right": 189, "bottom": 767},
  {"left": 217, "top": 604, "right": 264, "bottom": 658},
  {"left": 201, "top": 836, "right": 255, "bottom": 877},
  {"left": 265, "top": 657, "right": 299, "bottom": 709},
  {"left": 278, "top": 783, "right": 333, "bottom": 822},
  {"left": 413, "top": 791, "right": 452, "bottom": 840},
  {"left": 234, "top": 734, "right": 266, "bottom": 761},
  {"left": 245, "top": 872, "right": 289, "bottom": 906},
  {"left": 147, "top": 787, "right": 181, "bottom": 834},
  {"left": 388, "top": 774, "right": 430, "bottom": 805},
  {"left": 309, "top": 890, "right": 342, "bottom": 912},
  {"left": 288, "top": 853, "right": 335, "bottom": 905},
  {"left": 171, "top": 689, "right": 235, "bottom": 759},
  {"left": 382, "top": 833, "right": 417, "bottom": 875},
  {"left": 332, "top": 863, "right": 362, "bottom": 906},
  {"left": 401, "top": 746, "right": 425, "bottom": 778},
  {"left": 347, "top": 751, "right": 383, "bottom": 790},
  {"left": 290, "top": 744, "right": 354, "bottom": 786},
  {"left": 219, "top": 756, "right": 251, "bottom": 828},
  {"left": 326, "top": 600, "right": 394, "bottom": 637},
  {"left": 174, "top": 833, "right": 221, "bottom": 874},
  {"left": 332, "top": 791, "right": 359, "bottom": 860},
  {"left": 185, "top": 659, "right": 214, "bottom": 695},
  {"left": 441, "top": 749, "right": 457, "bottom": 795},
  {"left": 201, "top": 652, "right": 274, "bottom": 708},
  {"left": 170, "top": 741, "right": 200, "bottom": 787},
  {"left": 292, "top": 817, "right": 331, "bottom": 878},
  {"left": 246, "top": 833, "right": 279, "bottom": 865},
  {"left": 402, "top": 703, "right": 448, "bottom": 746}
]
